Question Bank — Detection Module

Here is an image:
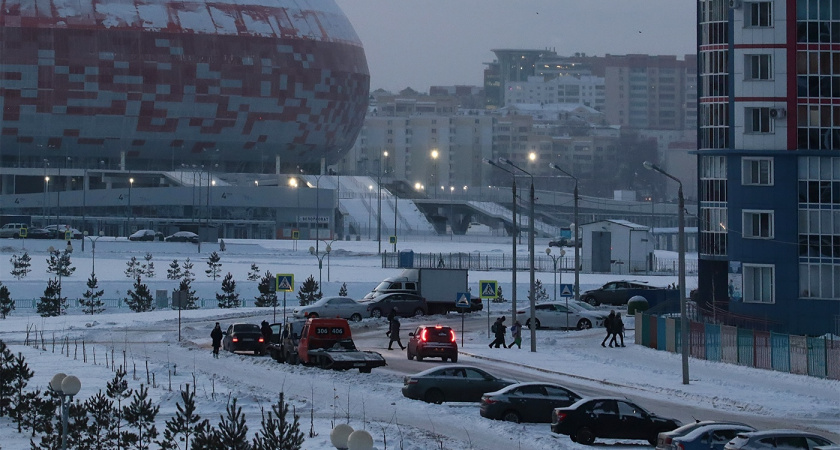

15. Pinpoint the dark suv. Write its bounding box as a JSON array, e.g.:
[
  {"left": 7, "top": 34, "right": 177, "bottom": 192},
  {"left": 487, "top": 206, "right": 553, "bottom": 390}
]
[
  {"left": 361, "top": 292, "right": 428, "bottom": 318},
  {"left": 407, "top": 325, "right": 458, "bottom": 362}
]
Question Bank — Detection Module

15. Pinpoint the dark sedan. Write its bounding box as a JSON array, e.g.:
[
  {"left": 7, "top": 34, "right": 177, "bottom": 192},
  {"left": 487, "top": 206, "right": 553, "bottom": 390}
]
[
  {"left": 480, "top": 382, "right": 582, "bottom": 423},
  {"left": 222, "top": 323, "right": 266, "bottom": 355},
  {"left": 25, "top": 228, "right": 54, "bottom": 239},
  {"left": 402, "top": 365, "right": 515, "bottom": 404},
  {"left": 551, "top": 397, "right": 682, "bottom": 445},
  {"left": 164, "top": 231, "right": 199, "bottom": 243}
]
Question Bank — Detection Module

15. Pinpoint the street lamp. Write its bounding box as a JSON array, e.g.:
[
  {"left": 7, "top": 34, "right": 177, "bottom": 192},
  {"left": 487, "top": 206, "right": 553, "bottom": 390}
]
[
  {"left": 545, "top": 248, "right": 567, "bottom": 328},
  {"left": 483, "top": 159, "right": 518, "bottom": 327},
  {"left": 309, "top": 245, "right": 330, "bottom": 295},
  {"left": 49, "top": 373, "right": 81, "bottom": 450},
  {"left": 500, "top": 157, "right": 536, "bottom": 353},
  {"left": 319, "top": 239, "right": 339, "bottom": 281},
  {"left": 377, "top": 158, "right": 382, "bottom": 254},
  {"left": 84, "top": 231, "right": 105, "bottom": 276},
  {"left": 128, "top": 177, "right": 134, "bottom": 232},
  {"left": 430, "top": 149, "right": 439, "bottom": 199},
  {"left": 643, "top": 160, "right": 689, "bottom": 385},
  {"left": 43, "top": 176, "right": 50, "bottom": 223},
  {"left": 548, "top": 163, "right": 580, "bottom": 303}
]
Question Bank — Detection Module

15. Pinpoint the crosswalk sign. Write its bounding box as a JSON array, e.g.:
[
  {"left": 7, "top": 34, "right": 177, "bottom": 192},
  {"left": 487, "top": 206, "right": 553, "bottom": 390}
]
[
  {"left": 479, "top": 280, "right": 498, "bottom": 299},
  {"left": 389, "top": 235, "right": 397, "bottom": 244},
  {"left": 560, "top": 284, "right": 574, "bottom": 297},
  {"left": 20, "top": 227, "right": 27, "bottom": 238},
  {"left": 455, "top": 292, "right": 471, "bottom": 309},
  {"left": 276, "top": 274, "right": 294, "bottom": 292},
  {"left": 291, "top": 230, "right": 300, "bottom": 240}
]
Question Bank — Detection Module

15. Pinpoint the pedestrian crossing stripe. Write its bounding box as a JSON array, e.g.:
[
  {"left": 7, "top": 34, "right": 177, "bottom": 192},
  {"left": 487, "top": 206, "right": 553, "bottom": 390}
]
[
  {"left": 479, "top": 280, "right": 498, "bottom": 299},
  {"left": 276, "top": 274, "right": 294, "bottom": 292}
]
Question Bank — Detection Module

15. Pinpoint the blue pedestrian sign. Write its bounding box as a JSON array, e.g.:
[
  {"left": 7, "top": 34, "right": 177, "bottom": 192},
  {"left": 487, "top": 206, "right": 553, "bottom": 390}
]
[
  {"left": 276, "top": 274, "right": 294, "bottom": 292},
  {"left": 479, "top": 280, "right": 498, "bottom": 299},
  {"left": 456, "top": 292, "right": 471, "bottom": 309},
  {"left": 560, "top": 284, "right": 574, "bottom": 297}
]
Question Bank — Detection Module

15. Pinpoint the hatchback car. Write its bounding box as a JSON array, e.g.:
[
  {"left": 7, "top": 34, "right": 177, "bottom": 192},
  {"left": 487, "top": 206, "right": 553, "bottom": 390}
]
[
  {"left": 222, "top": 323, "right": 266, "bottom": 355},
  {"left": 551, "top": 397, "right": 681, "bottom": 445},
  {"left": 292, "top": 296, "right": 368, "bottom": 322},
  {"left": 480, "top": 382, "right": 582, "bottom": 424},
  {"left": 656, "top": 421, "right": 756, "bottom": 450},
  {"left": 402, "top": 365, "right": 515, "bottom": 404},
  {"left": 516, "top": 300, "right": 609, "bottom": 330},
  {"left": 581, "top": 280, "right": 672, "bottom": 306},
  {"left": 165, "top": 231, "right": 199, "bottom": 243},
  {"left": 406, "top": 325, "right": 458, "bottom": 362},
  {"left": 360, "top": 292, "right": 428, "bottom": 318},
  {"left": 724, "top": 430, "right": 834, "bottom": 450},
  {"left": 129, "top": 229, "right": 164, "bottom": 241}
]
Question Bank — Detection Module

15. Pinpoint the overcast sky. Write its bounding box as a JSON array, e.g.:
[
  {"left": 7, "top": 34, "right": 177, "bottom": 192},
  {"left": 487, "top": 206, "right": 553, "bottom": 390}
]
[{"left": 335, "top": 1, "right": 697, "bottom": 92}]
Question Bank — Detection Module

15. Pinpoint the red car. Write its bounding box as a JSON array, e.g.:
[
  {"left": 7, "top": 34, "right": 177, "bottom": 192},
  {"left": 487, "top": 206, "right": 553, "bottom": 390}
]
[{"left": 407, "top": 325, "right": 458, "bottom": 362}]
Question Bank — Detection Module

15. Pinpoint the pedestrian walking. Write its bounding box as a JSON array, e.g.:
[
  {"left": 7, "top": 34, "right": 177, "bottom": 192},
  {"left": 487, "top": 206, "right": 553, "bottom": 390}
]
[
  {"left": 508, "top": 320, "right": 522, "bottom": 349},
  {"left": 219, "top": 239, "right": 226, "bottom": 251},
  {"left": 489, "top": 316, "right": 508, "bottom": 348},
  {"left": 386, "top": 307, "right": 398, "bottom": 323},
  {"left": 609, "top": 313, "right": 626, "bottom": 347},
  {"left": 387, "top": 316, "right": 406, "bottom": 350},
  {"left": 260, "top": 320, "right": 273, "bottom": 342},
  {"left": 601, "top": 310, "right": 615, "bottom": 347},
  {"left": 211, "top": 322, "right": 223, "bottom": 358}
]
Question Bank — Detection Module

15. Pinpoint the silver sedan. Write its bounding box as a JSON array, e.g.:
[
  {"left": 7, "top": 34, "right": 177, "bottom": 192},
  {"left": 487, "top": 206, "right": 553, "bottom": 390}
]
[
  {"left": 515, "top": 300, "right": 609, "bottom": 330},
  {"left": 292, "top": 296, "right": 368, "bottom": 322}
]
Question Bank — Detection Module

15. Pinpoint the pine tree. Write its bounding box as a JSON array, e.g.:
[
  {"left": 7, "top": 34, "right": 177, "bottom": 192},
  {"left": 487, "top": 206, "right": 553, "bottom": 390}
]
[
  {"left": 157, "top": 386, "right": 202, "bottom": 450},
  {"left": 125, "top": 256, "right": 142, "bottom": 278},
  {"left": 205, "top": 251, "right": 222, "bottom": 280},
  {"left": 216, "top": 273, "right": 240, "bottom": 309},
  {"left": 247, "top": 263, "right": 261, "bottom": 281},
  {"left": 296, "top": 275, "right": 321, "bottom": 306},
  {"left": 19, "top": 389, "right": 58, "bottom": 438},
  {"left": 107, "top": 368, "right": 133, "bottom": 448},
  {"left": 254, "top": 271, "right": 277, "bottom": 308},
  {"left": 191, "top": 419, "right": 220, "bottom": 448},
  {"left": 0, "top": 282, "right": 14, "bottom": 319},
  {"left": 46, "top": 248, "right": 75, "bottom": 277},
  {"left": 173, "top": 279, "right": 199, "bottom": 310},
  {"left": 123, "top": 384, "right": 159, "bottom": 450},
  {"left": 338, "top": 282, "right": 348, "bottom": 297},
  {"left": 125, "top": 276, "right": 155, "bottom": 312},
  {"left": 9, "top": 352, "right": 33, "bottom": 431},
  {"left": 10, "top": 252, "right": 32, "bottom": 280},
  {"left": 79, "top": 274, "right": 105, "bottom": 315},
  {"left": 67, "top": 400, "right": 95, "bottom": 449},
  {"left": 492, "top": 285, "right": 507, "bottom": 303},
  {"left": 142, "top": 253, "right": 155, "bottom": 278},
  {"left": 251, "top": 392, "right": 305, "bottom": 450},
  {"left": 0, "top": 340, "right": 15, "bottom": 417},
  {"left": 166, "top": 259, "right": 182, "bottom": 280},
  {"left": 534, "top": 279, "right": 549, "bottom": 301},
  {"left": 83, "top": 391, "right": 116, "bottom": 449},
  {"left": 181, "top": 258, "right": 195, "bottom": 283},
  {"left": 37, "top": 278, "right": 67, "bottom": 317},
  {"left": 217, "top": 398, "right": 250, "bottom": 450}
]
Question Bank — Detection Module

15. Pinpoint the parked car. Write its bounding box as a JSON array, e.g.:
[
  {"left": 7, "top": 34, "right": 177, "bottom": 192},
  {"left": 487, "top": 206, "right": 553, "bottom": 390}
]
[
  {"left": 581, "top": 280, "right": 672, "bottom": 306},
  {"left": 406, "top": 325, "right": 458, "bottom": 362},
  {"left": 0, "top": 223, "right": 29, "bottom": 238},
  {"left": 43, "top": 224, "right": 83, "bottom": 239},
  {"left": 402, "top": 365, "right": 515, "bottom": 404},
  {"left": 25, "top": 228, "right": 53, "bottom": 239},
  {"left": 515, "top": 300, "right": 609, "bottom": 330},
  {"left": 657, "top": 421, "right": 756, "bottom": 450},
  {"left": 360, "top": 292, "right": 427, "bottom": 318},
  {"left": 479, "top": 382, "right": 582, "bottom": 423},
  {"left": 164, "top": 231, "right": 199, "bottom": 243},
  {"left": 292, "top": 296, "right": 368, "bottom": 322},
  {"left": 129, "top": 229, "right": 164, "bottom": 241},
  {"left": 222, "top": 323, "right": 266, "bottom": 355},
  {"left": 548, "top": 237, "right": 579, "bottom": 247},
  {"left": 266, "top": 320, "right": 306, "bottom": 364},
  {"left": 551, "top": 397, "right": 682, "bottom": 445},
  {"left": 724, "top": 430, "right": 834, "bottom": 450}
]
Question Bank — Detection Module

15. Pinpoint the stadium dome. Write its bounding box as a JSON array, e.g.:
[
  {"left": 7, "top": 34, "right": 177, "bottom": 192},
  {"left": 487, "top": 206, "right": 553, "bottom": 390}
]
[{"left": 0, "top": 0, "right": 369, "bottom": 172}]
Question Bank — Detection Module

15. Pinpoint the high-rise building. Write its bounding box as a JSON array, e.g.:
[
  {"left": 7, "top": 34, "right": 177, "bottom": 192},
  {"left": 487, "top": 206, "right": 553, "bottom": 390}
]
[{"left": 696, "top": 0, "right": 840, "bottom": 335}]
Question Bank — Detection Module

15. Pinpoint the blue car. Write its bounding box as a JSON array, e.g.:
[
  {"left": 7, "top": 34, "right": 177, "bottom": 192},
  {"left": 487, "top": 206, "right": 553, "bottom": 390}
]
[{"left": 657, "top": 421, "right": 756, "bottom": 450}]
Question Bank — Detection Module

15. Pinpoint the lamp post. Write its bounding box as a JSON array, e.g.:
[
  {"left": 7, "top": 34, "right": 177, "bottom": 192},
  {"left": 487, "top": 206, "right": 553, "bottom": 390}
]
[
  {"left": 545, "top": 248, "right": 567, "bottom": 328},
  {"left": 43, "top": 175, "right": 50, "bottom": 224},
  {"left": 309, "top": 245, "right": 330, "bottom": 295},
  {"left": 483, "top": 159, "right": 517, "bottom": 331},
  {"left": 49, "top": 373, "right": 81, "bottom": 450},
  {"left": 319, "top": 239, "right": 338, "bottom": 281},
  {"left": 128, "top": 177, "right": 134, "bottom": 232},
  {"left": 376, "top": 158, "right": 382, "bottom": 254},
  {"left": 501, "top": 157, "right": 536, "bottom": 353},
  {"left": 84, "top": 231, "right": 105, "bottom": 276},
  {"left": 548, "top": 163, "right": 580, "bottom": 302},
  {"left": 430, "top": 149, "right": 439, "bottom": 199},
  {"left": 643, "top": 160, "right": 689, "bottom": 385}
]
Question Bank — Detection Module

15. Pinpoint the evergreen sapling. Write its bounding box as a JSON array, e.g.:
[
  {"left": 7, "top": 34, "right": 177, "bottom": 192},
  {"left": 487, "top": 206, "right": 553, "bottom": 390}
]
[
  {"left": 79, "top": 273, "right": 105, "bottom": 315},
  {"left": 166, "top": 259, "right": 182, "bottom": 280},
  {"left": 216, "top": 273, "right": 241, "bottom": 308},
  {"left": 254, "top": 271, "right": 277, "bottom": 308},
  {"left": 205, "top": 251, "right": 222, "bottom": 280},
  {"left": 0, "top": 282, "right": 14, "bottom": 319}
]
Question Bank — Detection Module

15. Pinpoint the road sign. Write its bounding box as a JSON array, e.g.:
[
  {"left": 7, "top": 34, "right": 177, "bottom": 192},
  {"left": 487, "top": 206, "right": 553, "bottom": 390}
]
[
  {"left": 291, "top": 230, "right": 300, "bottom": 240},
  {"left": 19, "top": 227, "right": 27, "bottom": 238},
  {"left": 64, "top": 229, "right": 73, "bottom": 240},
  {"left": 479, "top": 280, "right": 498, "bottom": 299},
  {"left": 276, "top": 274, "right": 294, "bottom": 292},
  {"left": 455, "top": 292, "right": 471, "bottom": 309},
  {"left": 560, "top": 284, "right": 574, "bottom": 297},
  {"left": 389, "top": 235, "right": 397, "bottom": 244}
]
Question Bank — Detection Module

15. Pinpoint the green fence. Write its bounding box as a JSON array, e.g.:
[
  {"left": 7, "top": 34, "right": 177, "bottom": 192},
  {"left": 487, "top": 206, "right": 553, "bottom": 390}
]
[{"left": 634, "top": 313, "right": 839, "bottom": 380}]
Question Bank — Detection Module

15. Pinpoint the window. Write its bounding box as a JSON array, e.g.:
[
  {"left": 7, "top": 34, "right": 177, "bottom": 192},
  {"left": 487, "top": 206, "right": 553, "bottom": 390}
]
[
  {"left": 743, "top": 210, "right": 774, "bottom": 238},
  {"left": 746, "top": 2, "right": 772, "bottom": 27},
  {"left": 743, "top": 158, "right": 774, "bottom": 185},
  {"left": 743, "top": 264, "right": 774, "bottom": 303},
  {"left": 745, "top": 54, "right": 773, "bottom": 80},
  {"left": 746, "top": 107, "right": 774, "bottom": 133}
]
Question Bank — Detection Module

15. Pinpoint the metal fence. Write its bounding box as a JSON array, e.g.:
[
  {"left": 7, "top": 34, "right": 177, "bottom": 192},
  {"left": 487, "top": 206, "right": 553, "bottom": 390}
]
[
  {"left": 12, "top": 297, "right": 286, "bottom": 310},
  {"left": 634, "top": 313, "right": 839, "bottom": 379}
]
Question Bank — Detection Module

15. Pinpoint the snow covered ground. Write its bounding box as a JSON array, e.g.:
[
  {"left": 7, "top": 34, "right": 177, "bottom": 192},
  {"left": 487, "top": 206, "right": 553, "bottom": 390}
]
[{"left": 0, "top": 235, "right": 837, "bottom": 449}]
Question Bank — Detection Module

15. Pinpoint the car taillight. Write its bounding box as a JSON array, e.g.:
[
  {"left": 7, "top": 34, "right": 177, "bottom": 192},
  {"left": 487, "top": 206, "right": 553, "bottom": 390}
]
[
  {"left": 675, "top": 442, "right": 685, "bottom": 450},
  {"left": 420, "top": 329, "right": 428, "bottom": 342},
  {"left": 449, "top": 329, "right": 456, "bottom": 342},
  {"left": 404, "top": 378, "right": 418, "bottom": 385},
  {"left": 554, "top": 411, "right": 567, "bottom": 422},
  {"left": 481, "top": 396, "right": 497, "bottom": 404},
  {"left": 258, "top": 337, "right": 264, "bottom": 343},
  {"left": 232, "top": 337, "right": 239, "bottom": 343}
]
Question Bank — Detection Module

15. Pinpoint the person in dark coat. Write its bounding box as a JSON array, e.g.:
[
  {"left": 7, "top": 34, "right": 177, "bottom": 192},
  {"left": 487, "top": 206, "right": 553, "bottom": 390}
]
[
  {"left": 260, "top": 320, "right": 273, "bottom": 342},
  {"left": 489, "top": 316, "right": 508, "bottom": 348},
  {"left": 387, "top": 317, "right": 405, "bottom": 350},
  {"left": 211, "top": 322, "right": 223, "bottom": 358},
  {"left": 601, "top": 310, "right": 616, "bottom": 347},
  {"left": 386, "top": 307, "right": 398, "bottom": 323},
  {"left": 609, "top": 313, "right": 626, "bottom": 347}
]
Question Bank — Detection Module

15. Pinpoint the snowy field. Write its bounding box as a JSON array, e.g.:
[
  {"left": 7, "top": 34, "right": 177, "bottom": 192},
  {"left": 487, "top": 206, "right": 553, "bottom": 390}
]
[{"left": 0, "top": 235, "right": 837, "bottom": 449}]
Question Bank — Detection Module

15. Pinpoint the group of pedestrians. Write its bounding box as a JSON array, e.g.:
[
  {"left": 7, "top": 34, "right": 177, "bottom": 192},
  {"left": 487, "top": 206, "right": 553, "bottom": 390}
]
[
  {"left": 600, "top": 310, "right": 626, "bottom": 348},
  {"left": 488, "top": 316, "right": 523, "bottom": 349}
]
